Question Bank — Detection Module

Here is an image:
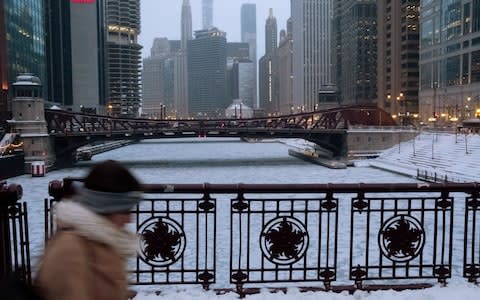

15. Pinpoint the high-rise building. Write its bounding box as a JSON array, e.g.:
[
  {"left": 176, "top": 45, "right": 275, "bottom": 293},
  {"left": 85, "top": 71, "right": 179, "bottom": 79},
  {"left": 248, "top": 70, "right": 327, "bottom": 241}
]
[
  {"left": 45, "top": 0, "right": 73, "bottom": 107},
  {"left": 0, "top": 1, "right": 8, "bottom": 125},
  {"left": 181, "top": 0, "right": 192, "bottom": 50},
  {"left": 43, "top": 0, "right": 108, "bottom": 114},
  {"left": 241, "top": 3, "right": 257, "bottom": 107},
  {"left": 188, "top": 28, "right": 227, "bottom": 117},
  {"left": 106, "top": 0, "right": 142, "bottom": 117},
  {"left": 378, "top": 0, "right": 419, "bottom": 124},
  {"left": 174, "top": 0, "right": 192, "bottom": 118},
  {"left": 4, "top": 0, "right": 47, "bottom": 101},
  {"left": 202, "top": 0, "right": 213, "bottom": 29},
  {"left": 335, "top": 0, "right": 377, "bottom": 105},
  {"left": 226, "top": 43, "right": 254, "bottom": 108},
  {"left": 418, "top": 0, "right": 472, "bottom": 123},
  {"left": 275, "top": 19, "right": 294, "bottom": 115},
  {"left": 265, "top": 8, "right": 277, "bottom": 55},
  {"left": 259, "top": 9, "right": 278, "bottom": 114},
  {"left": 292, "top": 0, "right": 334, "bottom": 111},
  {"left": 142, "top": 38, "right": 176, "bottom": 118}
]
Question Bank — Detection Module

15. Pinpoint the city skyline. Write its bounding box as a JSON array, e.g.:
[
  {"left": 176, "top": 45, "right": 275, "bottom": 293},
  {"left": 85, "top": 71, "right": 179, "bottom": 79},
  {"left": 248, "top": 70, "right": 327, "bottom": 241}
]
[{"left": 140, "top": 0, "right": 290, "bottom": 60}]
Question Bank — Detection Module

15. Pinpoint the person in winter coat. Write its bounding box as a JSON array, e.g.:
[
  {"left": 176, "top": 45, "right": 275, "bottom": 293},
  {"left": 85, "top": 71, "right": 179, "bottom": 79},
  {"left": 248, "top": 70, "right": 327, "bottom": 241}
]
[{"left": 35, "top": 160, "right": 143, "bottom": 300}]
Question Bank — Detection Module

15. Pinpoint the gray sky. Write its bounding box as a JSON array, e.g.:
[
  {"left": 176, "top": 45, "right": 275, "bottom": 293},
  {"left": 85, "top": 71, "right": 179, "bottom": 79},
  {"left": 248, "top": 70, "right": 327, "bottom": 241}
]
[{"left": 139, "top": 0, "right": 291, "bottom": 59}]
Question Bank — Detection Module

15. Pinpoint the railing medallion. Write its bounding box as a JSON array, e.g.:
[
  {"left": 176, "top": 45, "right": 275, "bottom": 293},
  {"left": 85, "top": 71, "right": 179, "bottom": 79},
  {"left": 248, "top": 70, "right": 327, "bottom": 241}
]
[
  {"left": 260, "top": 216, "right": 309, "bottom": 265},
  {"left": 138, "top": 217, "right": 186, "bottom": 267},
  {"left": 378, "top": 215, "right": 425, "bottom": 262}
]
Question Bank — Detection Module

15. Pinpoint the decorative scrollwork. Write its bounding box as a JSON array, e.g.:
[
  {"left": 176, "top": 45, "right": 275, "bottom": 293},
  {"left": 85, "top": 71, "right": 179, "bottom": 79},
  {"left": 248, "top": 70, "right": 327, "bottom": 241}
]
[
  {"left": 378, "top": 215, "right": 425, "bottom": 262},
  {"left": 260, "top": 216, "right": 309, "bottom": 265},
  {"left": 138, "top": 217, "right": 186, "bottom": 267}
]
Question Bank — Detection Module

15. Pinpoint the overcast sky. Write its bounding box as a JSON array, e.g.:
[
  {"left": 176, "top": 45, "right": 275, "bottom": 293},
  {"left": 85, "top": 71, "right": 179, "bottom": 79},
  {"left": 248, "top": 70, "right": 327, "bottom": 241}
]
[{"left": 139, "top": 0, "right": 291, "bottom": 59}]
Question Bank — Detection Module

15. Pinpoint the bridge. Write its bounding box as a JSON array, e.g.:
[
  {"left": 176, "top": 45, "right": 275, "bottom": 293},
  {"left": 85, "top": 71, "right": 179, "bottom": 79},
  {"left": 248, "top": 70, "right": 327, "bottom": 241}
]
[{"left": 44, "top": 105, "right": 396, "bottom": 163}]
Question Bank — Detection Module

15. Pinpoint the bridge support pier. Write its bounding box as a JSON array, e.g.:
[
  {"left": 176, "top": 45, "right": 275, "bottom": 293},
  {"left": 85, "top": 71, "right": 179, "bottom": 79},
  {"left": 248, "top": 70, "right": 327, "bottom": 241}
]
[{"left": 7, "top": 74, "right": 55, "bottom": 173}]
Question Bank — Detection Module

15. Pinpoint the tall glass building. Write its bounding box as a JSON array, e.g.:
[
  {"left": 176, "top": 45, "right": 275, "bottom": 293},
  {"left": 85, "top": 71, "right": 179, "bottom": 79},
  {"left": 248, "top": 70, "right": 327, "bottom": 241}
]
[
  {"left": 419, "top": 0, "right": 479, "bottom": 122},
  {"left": 4, "top": 0, "right": 47, "bottom": 98}
]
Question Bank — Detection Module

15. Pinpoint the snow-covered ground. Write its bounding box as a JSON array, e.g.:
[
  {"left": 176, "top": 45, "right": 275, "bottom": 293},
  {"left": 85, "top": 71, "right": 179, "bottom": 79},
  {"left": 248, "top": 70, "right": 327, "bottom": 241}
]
[
  {"left": 366, "top": 131, "right": 480, "bottom": 182},
  {"left": 134, "top": 281, "right": 480, "bottom": 300}
]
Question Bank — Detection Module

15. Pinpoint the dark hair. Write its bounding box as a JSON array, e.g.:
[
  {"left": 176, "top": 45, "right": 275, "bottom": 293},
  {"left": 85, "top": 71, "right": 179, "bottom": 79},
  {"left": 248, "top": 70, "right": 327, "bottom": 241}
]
[{"left": 84, "top": 160, "right": 141, "bottom": 193}]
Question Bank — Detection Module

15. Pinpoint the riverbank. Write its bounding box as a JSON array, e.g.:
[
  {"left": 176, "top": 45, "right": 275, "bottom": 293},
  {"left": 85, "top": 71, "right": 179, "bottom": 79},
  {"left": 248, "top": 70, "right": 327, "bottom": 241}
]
[{"left": 364, "top": 132, "right": 480, "bottom": 182}]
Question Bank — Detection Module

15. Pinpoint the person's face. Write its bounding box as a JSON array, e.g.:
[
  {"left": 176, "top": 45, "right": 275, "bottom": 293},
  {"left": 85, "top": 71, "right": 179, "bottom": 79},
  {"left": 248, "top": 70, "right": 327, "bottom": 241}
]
[{"left": 104, "top": 212, "right": 132, "bottom": 228}]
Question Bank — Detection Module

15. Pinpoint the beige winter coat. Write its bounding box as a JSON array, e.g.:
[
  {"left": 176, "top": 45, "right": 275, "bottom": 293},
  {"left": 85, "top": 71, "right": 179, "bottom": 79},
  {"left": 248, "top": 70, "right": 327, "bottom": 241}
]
[{"left": 35, "top": 201, "right": 138, "bottom": 300}]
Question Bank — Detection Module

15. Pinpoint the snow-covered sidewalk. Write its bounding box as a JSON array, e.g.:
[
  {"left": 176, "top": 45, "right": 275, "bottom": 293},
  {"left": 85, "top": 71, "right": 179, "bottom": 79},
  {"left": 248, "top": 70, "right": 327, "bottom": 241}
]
[
  {"left": 134, "top": 281, "right": 480, "bottom": 299},
  {"left": 367, "top": 132, "right": 480, "bottom": 182}
]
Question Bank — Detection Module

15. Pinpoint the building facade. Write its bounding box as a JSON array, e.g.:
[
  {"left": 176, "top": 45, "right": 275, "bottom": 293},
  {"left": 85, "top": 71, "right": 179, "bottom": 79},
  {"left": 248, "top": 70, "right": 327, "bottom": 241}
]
[
  {"left": 335, "top": 0, "right": 377, "bottom": 106},
  {"left": 292, "top": 0, "right": 334, "bottom": 111},
  {"left": 4, "top": 0, "right": 47, "bottom": 101},
  {"left": 46, "top": 0, "right": 72, "bottom": 107},
  {"left": 419, "top": 0, "right": 478, "bottom": 123},
  {"left": 106, "top": 0, "right": 142, "bottom": 117},
  {"left": 0, "top": 0, "right": 8, "bottom": 125},
  {"left": 241, "top": 3, "right": 257, "bottom": 107},
  {"left": 378, "top": 0, "right": 420, "bottom": 124},
  {"left": 275, "top": 20, "right": 294, "bottom": 115},
  {"left": 259, "top": 9, "right": 278, "bottom": 114},
  {"left": 142, "top": 38, "right": 176, "bottom": 119},
  {"left": 187, "top": 28, "right": 227, "bottom": 117}
]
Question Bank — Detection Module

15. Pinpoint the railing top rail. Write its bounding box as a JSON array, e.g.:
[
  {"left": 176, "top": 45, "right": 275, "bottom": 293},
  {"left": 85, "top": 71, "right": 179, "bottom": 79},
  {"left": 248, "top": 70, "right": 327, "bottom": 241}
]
[{"left": 48, "top": 179, "right": 480, "bottom": 198}]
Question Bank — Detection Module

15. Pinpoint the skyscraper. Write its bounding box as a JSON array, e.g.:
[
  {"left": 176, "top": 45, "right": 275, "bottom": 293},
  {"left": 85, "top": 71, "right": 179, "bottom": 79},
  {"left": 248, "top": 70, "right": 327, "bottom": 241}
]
[
  {"left": 181, "top": 0, "right": 192, "bottom": 50},
  {"left": 419, "top": 0, "right": 468, "bottom": 122},
  {"left": 202, "top": 0, "right": 213, "bottom": 29},
  {"left": 188, "top": 28, "right": 227, "bottom": 117},
  {"left": 241, "top": 3, "right": 257, "bottom": 107},
  {"left": 275, "top": 18, "right": 294, "bottom": 114},
  {"left": 259, "top": 9, "right": 278, "bottom": 113},
  {"left": 106, "top": 0, "right": 142, "bottom": 117},
  {"left": 4, "top": 0, "right": 47, "bottom": 100},
  {"left": 143, "top": 38, "right": 175, "bottom": 118},
  {"left": 292, "top": 0, "right": 334, "bottom": 111},
  {"left": 335, "top": 0, "right": 377, "bottom": 105},
  {"left": 265, "top": 8, "right": 277, "bottom": 55},
  {"left": 0, "top": 1, "right": 8, "bottom": 125},
  {"left": 378, "top": 0, "right": 419, "bottom": 124},
  {"left": 175, "top": 0, "right": 192, "bottom": 118}
]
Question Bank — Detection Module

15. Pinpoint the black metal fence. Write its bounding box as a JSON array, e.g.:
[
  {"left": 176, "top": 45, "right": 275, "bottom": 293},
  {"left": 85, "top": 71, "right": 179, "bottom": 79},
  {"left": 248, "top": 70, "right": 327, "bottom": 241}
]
[
  {"left": 0, "top": 181, "right": 31, "bottom": 284},
  {"left": 3, "top": 180, "right": 480, "bottom": 295}
]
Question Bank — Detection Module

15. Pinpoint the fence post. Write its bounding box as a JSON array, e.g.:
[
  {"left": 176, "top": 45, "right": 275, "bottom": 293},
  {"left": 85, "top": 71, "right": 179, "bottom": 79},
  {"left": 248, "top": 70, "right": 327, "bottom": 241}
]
[{"left": 0, "top": 181, "right": 23, "bottom": 281}]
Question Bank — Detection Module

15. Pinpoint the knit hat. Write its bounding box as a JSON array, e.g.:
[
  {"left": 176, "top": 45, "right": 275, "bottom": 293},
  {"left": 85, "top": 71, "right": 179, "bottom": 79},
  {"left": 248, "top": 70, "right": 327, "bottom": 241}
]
[{"left": 70, "top": 160, "right": 142, "bottom": 214}]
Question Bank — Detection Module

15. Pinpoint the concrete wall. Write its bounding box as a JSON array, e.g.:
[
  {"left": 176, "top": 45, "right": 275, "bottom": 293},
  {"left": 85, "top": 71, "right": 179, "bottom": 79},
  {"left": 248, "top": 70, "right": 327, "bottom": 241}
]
[{"left": 347, "top": 127, "right": 417, "bottom": 154}]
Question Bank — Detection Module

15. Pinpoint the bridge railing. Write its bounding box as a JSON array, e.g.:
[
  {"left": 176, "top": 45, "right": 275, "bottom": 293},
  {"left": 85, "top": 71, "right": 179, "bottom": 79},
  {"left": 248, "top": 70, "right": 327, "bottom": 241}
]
[{"left": 43, "top": 180, "right": 480, "bottom": 296}]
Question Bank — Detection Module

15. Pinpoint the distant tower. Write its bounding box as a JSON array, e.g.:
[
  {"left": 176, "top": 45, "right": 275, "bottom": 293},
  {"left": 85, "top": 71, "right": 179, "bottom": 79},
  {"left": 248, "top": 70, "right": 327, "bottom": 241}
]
[
  {"left": 292, "top": 0, "right": 334, "bottom": 111},
  {"left": 259, "top": 9, "right": 278, "bottom": 113},
  {"left": 181, "top": 0, "right": 192, "bottom": 50},
  {"left": 175, "top": 0, "right": 193, "bottom": 118},
  {"left": 265, "top": 8, "right": 277, "bottom": 54},
  {"left": 241, "top": 3, "right": 257, "bottom": 107},
  {"left": 202, "top": 0, "right": 213, "bottom": 29}
]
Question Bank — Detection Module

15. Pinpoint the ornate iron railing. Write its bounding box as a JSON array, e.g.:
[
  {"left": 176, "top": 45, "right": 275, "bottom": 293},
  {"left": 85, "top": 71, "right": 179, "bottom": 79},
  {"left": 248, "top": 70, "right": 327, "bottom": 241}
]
[
  {"left": 40, "top": 181, "right": 480, "bottom": 295},
  {"left": 0, "top": 181, "right": 31, "bottom": 284}
]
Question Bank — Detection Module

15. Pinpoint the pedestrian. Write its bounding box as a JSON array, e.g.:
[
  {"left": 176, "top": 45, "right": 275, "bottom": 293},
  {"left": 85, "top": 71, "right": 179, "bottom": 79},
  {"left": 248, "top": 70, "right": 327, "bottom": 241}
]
[{"left": 35, "top": 160, "right": 142, "bottom": 300}]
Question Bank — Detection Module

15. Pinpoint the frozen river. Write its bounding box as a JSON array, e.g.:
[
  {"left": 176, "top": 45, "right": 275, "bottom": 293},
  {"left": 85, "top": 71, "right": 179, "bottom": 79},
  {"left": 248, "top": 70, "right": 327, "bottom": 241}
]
[{"left": 9, "top": 138, "right": 428, "bottom": 288}]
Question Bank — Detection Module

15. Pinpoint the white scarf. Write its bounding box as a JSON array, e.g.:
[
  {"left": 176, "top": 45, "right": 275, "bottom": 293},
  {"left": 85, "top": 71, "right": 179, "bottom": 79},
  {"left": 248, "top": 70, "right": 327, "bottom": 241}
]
[{"left": 54, "top": 201, "right": 139, "bottom": 259}]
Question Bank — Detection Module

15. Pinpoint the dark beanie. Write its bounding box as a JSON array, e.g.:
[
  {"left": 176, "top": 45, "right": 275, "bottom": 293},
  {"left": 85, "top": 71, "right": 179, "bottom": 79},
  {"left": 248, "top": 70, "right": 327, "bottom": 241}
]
[
  {"left": 84, "top": 160, "right": 141, "bottom": 193},
  {"left": 70, "top": 160, "right": 143, "bottom": 214}
]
